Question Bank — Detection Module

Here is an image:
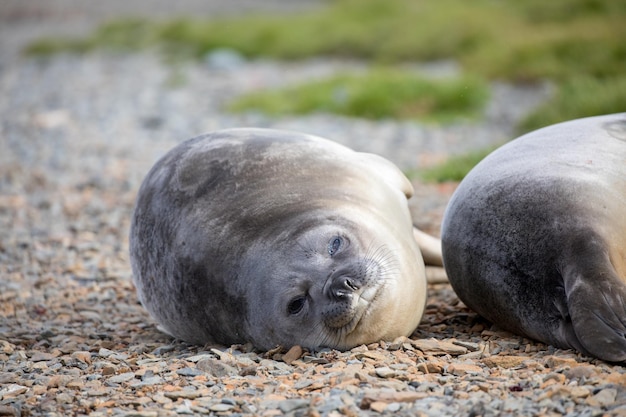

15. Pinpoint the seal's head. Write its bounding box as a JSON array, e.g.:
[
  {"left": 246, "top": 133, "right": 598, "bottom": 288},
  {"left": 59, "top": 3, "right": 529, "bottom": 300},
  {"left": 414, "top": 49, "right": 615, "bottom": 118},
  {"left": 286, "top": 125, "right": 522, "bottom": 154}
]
[
  {"left": 130, "top": 128, "right": 427, "bottom": 350},
  {"left": 244, "top": 214, "right": 425, "bottom": 350}
]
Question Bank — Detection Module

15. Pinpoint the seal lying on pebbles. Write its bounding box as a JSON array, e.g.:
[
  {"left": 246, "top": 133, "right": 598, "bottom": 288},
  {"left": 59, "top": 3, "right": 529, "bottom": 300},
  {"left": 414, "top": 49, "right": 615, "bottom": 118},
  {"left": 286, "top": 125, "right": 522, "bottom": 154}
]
[
  {"left": 130, "top": 128, "right": 440, "bottom": 350},
  {"left": 442, "top": 113, "right": 626, "bottom": 362}
]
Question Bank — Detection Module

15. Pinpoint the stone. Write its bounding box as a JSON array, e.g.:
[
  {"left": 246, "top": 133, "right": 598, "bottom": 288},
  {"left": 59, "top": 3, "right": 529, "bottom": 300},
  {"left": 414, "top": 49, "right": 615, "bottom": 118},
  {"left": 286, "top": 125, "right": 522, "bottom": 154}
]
[
  {"left": 369, "top": 401, "right": 388, "bottom": 413},
  {"left": 294, "top": 379, "right": 315, "bottom": 390},
  {"left": 453, "top": 341, "right": 481, "bottom": 352},
  {"left": 164, "top": 390, "right": 202, "bottom": 400},
  {"left": 55, "top": 393, "right": 74, "bottom": 404},
  {"left": 209, "top": 403, "right": 235, "bottom": 412},
  {"left": 352, "top": 350, "right": 387, "bottom": 362},
  {"left": 86, "top": 389, "right": 112, "bottom": 397},
  {"left": 176, "top": 367, "right": 203, "bottom": 377},
  {"left": 108, "top": 372, "right": 136, "bottom": 383},
  {"left": 30, "top": 352, "right": 57, "bottom": 362},
  {"left": 418, "top": 359, "right": 446, "bottom": 374},
  {"left": 0, "top": 405, "right": 19, "bottom": 417},
  {"left": 66, "top": 380, "right": 85, "bottom": 391},
  {"left": 47, "top": 375, "right": 72, "bottom": 388},
  {"left": 184, "top": 354, "right": 214, "bottom": 363},
  {"left": 0, "top": 341, "right": 15, "bottom": 355},
  {"left": 569, "top": 386, "right": 591, "bottom": 398},
  {"left": 387, "top": 336, "right": 411, "bottom": 351},
  {"left": 448, "top": 363, "right": 483, "bottom": 376},
  {"left": 129, "top": 375, "right": 164, "bottom": 387},
  {"left": 386, "top": 402, "right": 402, "bottom": 412},
  {"left": 482, "top": 356, "right": 526, "bottom": 369},
  {"left": 152, "top": 345, "right": 176, "bottom": 355},
  {"left": 361, "top": 390, "right": 427, "bottom": 409},
  {"left": 374, "top": 367, "right": 396, "bottom": 378},
  {"left": 102, "top": 366, "right": 116, "bottom": 376},
  {"left": 411, "top": 338, "right": 468, "bottom": 356},
  {"left": 71, "top": 351, "right": 92, "bottom": 364},
  {"left": 589, "top": 388, "right": 617, "bottom": 407},
  {"left": 98, "top": 348, "right": 115, "bottom": 358},
  {"left": 606, "top": 372, "right": 626, "bottom": 385},
  {"left": 282, "top": 345, "right": 303, "bottom": 365},
  {"left": 0, "top": 384, "right": 28, "bottom": 399},
  {"left": 0, "top": 373, "right": 16, "bottom": 384},
  {"left": 278, "top": 399, "right": 309, "bottom": 413},
  {"left": 121, "top": 412, "right": 158, "bottom": 417},
  {"left": 564, "top": 365, "right": 598, "bottom": 380},
  {"left": 197, "top": 358, "right": 239, "bottom": 377},
  {"left": 545, "top": 355, "right": 578, "bottom": 369}
]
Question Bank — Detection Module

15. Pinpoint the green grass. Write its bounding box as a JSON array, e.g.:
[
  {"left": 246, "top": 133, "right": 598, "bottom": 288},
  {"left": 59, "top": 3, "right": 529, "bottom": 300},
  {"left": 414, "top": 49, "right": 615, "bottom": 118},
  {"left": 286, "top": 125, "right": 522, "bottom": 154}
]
[
  {"left": 24, "top": 0, "right": 626, "bottom": 181},
  {"left": 518, "top": 75, "right": 626, "bottom": 133},
  {"left": 415, "top": 147, "right": 497, "bottom": 183},
  {"left": 24, "top": 0, "right": 624, "bottom": 127},
  {"left": 24, "top": 0, "right": 626, "bottom": 83},
  {"left": 25, "top": 18, "right": 161, "bottom": 55},
  {"left": 229, "top": 71, "right": 489, "bottom": 122}
]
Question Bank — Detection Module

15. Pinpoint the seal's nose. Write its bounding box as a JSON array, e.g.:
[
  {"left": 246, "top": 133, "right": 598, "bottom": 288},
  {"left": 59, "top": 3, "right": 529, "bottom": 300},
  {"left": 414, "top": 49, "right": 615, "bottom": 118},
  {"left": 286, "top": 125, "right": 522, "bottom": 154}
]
[{"left": 328, "top": 275, "right": 361, "bottom": 300}]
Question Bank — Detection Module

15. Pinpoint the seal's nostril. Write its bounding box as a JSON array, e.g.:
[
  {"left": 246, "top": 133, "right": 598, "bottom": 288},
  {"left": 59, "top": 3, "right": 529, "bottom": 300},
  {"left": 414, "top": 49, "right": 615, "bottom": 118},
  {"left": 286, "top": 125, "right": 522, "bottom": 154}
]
[
  {"left": 329, "top": 276, "right": 360, "bottom": 299},
  {"left": 345, "top": 277, "right": 359, "bottom": 291}
]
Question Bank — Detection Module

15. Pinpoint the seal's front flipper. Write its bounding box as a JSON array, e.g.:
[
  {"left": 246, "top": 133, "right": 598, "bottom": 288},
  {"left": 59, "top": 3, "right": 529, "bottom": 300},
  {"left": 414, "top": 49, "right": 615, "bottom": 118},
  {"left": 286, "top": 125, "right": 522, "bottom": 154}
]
[
  {"left": 413, "top": 227, "right": 444, "bottom": 268},
  {"left": 412, "top": 227, "right": 447, "bottom": 284},
  {"left": 562, "top": 237, "right": 626, "bottom": 363}
]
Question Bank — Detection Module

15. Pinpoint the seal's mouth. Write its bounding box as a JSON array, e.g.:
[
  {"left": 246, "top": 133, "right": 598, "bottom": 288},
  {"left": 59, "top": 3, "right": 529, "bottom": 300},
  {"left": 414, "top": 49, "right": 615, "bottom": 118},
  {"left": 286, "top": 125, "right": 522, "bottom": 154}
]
[
  {"left": 317, "top": 243, "right": 398, "bottom": 348},
  {"left": 325, "top": 280, "right": 383, "bottom": 337},
  {"left": 348, "top": 283, "right": 382, "bottom": 331}
]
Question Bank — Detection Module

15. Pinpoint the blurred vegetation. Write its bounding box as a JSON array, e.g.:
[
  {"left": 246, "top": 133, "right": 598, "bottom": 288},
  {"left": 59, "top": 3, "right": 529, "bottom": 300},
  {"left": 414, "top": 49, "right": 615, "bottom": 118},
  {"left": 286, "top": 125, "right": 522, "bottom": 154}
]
[
  {"left": 518, "top": 75, "right": 626, "bottom": 132},
  {"left": 415, "top": 147, "right": 497, "bottom": 183},
  {"left": 25, "top": 0, "right": 625, "bottom": 180},
  {"left": 230, "top": 71, "right": 489, "bottom": 123},
  {"left": 25, "top": 0, "right": 625, "bottom": 125},
  {"left": 25, "top": 0, "right": 625, "bottom": 75}
]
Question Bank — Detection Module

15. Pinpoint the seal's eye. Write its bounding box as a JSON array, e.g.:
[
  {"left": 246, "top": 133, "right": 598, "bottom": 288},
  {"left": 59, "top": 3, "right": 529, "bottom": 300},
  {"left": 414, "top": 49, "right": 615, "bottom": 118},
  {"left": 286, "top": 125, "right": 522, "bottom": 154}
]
[
  {"left": 287, "top": 296, "right": 306, "bottom": 315},
  {"left": 328, "top": 236, "right": 343, "bottom": 256}
]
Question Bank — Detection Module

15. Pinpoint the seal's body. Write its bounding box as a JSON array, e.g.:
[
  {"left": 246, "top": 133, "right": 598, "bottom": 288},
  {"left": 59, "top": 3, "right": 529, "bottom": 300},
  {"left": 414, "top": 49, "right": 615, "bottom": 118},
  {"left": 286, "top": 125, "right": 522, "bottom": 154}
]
[
  {"left": 442, "top": 114, "right": 626, "bottom": 362},
  {"left": 130, "top": 128, "right": 428, "bottom": 350}
]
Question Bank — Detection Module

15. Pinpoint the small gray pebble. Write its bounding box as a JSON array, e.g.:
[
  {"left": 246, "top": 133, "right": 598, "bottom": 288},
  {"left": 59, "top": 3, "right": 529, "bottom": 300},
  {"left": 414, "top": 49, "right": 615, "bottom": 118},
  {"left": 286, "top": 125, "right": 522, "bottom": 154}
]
[
  {"left": 176, "top": 367, "right": 203, "bottom": 377},
  {"left": 278, "top": 399, "right": 309, "bottom": 413}
]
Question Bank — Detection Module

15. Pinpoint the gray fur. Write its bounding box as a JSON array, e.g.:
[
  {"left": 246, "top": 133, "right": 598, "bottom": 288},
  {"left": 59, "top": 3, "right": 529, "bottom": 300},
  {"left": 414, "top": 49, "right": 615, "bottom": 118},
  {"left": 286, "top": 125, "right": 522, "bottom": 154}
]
[
  {"left": 130, "top": 128, "right": 428, "bottom": 350},
  {"left": 442, "top": 113, "right": 626, "bottom": 362}
]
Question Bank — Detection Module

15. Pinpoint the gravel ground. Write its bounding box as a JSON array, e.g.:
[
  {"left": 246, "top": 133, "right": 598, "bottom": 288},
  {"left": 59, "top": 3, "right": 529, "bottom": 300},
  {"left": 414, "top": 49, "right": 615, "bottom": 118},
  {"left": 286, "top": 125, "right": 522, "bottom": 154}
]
[{"left": 1, "top": 2, "right": 625, "bottom": 417}]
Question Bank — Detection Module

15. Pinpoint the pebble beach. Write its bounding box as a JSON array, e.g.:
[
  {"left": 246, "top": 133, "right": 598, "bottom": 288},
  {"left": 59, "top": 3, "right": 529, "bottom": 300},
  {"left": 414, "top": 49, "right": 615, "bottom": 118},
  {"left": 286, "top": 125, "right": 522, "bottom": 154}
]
[{"left": 1, "top": 1, "right": 625, "bottom": 416}]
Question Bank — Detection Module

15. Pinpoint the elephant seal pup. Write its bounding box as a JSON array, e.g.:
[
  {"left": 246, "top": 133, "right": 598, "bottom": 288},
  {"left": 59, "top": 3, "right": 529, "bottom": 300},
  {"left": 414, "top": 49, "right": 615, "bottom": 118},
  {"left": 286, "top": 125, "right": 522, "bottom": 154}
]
[
  {"left": 441, "top": 113, "right": 626, "bottom": 362},
  {"left": 130, "top": 128, "right": 430, "bottom": 350}
]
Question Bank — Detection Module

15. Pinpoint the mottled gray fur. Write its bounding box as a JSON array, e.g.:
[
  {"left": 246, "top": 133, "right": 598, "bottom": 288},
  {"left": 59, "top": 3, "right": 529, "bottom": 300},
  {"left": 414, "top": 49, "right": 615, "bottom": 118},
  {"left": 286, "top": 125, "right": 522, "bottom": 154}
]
[
  {"left": 130, "top": 128, "right": 428, "bottom": 350},
  {"left": 442, "top": 113, "right": 626, "bottom": 362}
]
